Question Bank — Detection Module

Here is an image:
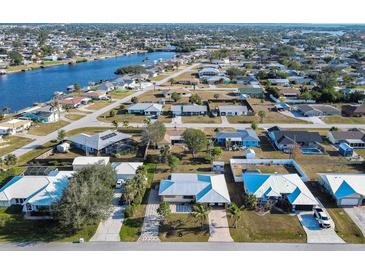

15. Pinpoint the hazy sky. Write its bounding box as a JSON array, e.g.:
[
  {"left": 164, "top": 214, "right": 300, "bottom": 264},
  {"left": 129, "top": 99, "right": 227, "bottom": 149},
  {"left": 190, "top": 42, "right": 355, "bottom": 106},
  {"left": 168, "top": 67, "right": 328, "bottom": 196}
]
[{"left": 1, "top": 0, "right": 364, "bottom": 23}]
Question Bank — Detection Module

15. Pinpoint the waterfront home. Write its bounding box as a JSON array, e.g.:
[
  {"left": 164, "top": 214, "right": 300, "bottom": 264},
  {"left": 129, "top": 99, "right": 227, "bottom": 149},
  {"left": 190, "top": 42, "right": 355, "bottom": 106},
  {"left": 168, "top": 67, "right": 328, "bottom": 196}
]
[
  {"left": 342, "top": 104, "right": 365, "bottom": 117},
  {"left": 72, "top": 156, "right": 110, "bottom": 170},
  {"left": 127, "top": 103, "right": 163, "bottom": 116},
  {"left": 296, "top": 104, "right": 340, "bottom": 117},
  {"left": 0, "top": 119, "right": 31, "bottom": 135},
  {"left": 267, "top": 127, "right": 323, "bottom": 152},
  {"left": 22, "top": 105, "right": 61, "bottom": 123},
  {"left": 58, "top": 96, "right": 91, "bottom": 109},
  {"left": 243, "top": 173, "right": 318, "bottom": 211},
  {"left": 85, "top": 90, "right": 108, "bottom": 100},
  {"left": 239, "top": 87, "right": 265, "bottom": 98},
  {"left": 171, "top": 104, "right": 208, "bottom": 116},
  {"left": 318, "top": 173, "right": 365, "bottom": 206},
  {"left": 159, "top": 173, "right": 231, "bottom": 206},
  {"left": 112, "top": 162, "right": 144, "bottom": 180},
  {"left": 0, "top": 170, "right": 72, "bottom": 210},
  {"left": 326, "top": 129, "right": 365, "bottom": 148},
  {"left": 67, "top": 130, "right": 132, "bottom": 155},
  {"left": 215, "top": 130, "right": 260, "bottom": 148},
  {"left": 217, "top": 105, "right": 248, "bottom": 116}
]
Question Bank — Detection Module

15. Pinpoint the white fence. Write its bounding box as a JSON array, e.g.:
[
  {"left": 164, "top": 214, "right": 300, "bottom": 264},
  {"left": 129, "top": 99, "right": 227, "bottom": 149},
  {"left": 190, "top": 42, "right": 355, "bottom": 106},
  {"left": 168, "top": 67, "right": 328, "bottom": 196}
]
[{"left": 229, "top": 158, "right": 308, "bottom": 183}]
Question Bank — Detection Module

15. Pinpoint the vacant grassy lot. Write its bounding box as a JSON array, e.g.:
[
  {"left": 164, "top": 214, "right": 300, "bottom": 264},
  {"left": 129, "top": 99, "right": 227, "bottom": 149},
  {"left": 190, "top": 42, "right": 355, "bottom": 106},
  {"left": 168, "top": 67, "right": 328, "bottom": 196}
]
[
  {"left": 86, "top": 100, "right": 112, "bottom": 110},
  {"left": 182, "top": 116, "right": 221, "bottom": 124},
  {"left": 109, "top": 90, "right": 133, "bottom": 99},
  {"left": 98, "top": 113, "right": 149, "bottom": 124},
  {"left": 27, "top": 121, "right": 69, "bottom": 136},
  {"left": 0, "top": 136, "right": 33, "bottom": 157},
  {"left": 324, "top": 116, "right": 365, "bottom": 124},
  {"left": 228, "top": 210, "right": 307, "bottom": 243},
  {"left": 0, "top": 208, "right": 97, "bottom": 242},
  {"left": 306, "top": 182, "right": 365, "bottom": 243},
  {"left": 64, "top": 113, "right": 85, "bottom": 121},
  {"left": 159, "top": 213, "right": 209, "bottom": 242}
]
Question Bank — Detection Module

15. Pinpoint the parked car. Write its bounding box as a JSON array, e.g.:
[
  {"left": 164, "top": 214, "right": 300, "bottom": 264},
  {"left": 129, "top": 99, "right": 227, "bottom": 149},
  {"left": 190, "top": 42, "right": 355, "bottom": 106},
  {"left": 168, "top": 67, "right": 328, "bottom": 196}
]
[
  {"left": 313, "top": 207, "right": 331, "bottom": 228},
  {"left": 116, "top": 179, "right": 125, "bottom": 189}
]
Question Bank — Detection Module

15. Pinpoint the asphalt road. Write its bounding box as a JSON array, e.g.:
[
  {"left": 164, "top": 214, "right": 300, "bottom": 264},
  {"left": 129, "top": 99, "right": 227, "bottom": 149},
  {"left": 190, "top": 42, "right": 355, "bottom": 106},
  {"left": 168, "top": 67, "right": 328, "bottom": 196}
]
[{"left": 1, "top": 241, "right": 365, "bottom": 251}]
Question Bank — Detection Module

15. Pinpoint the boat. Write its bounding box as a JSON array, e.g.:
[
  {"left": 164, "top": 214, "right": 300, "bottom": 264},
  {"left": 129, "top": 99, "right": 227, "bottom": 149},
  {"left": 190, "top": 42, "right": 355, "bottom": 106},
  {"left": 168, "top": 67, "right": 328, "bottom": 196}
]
[{"left": 0, "top": 70, "right": 7, "bottom": 75}]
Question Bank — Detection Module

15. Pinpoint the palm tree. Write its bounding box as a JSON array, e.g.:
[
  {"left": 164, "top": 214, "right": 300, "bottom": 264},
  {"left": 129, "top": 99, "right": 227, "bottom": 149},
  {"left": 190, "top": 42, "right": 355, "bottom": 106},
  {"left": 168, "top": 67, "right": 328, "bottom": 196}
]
[
  {"left": 227, "top": 203, "right": 242, "bottom": 228},
  {"left": 122, "top": 121, "right": 129, "bottom": 128},
  {"left": 112, "top": 120, "right": 119, "bottom": 131},
  {"left": 159, "top": 145, "right": 170, "bottom": 163},
  {"left": 258, "top": 110, "right": 266, "bottom": 123},
  {"left": 191, "top": 204, "right": 209, "bottom": 230},
  {"left": 144, "top": 117, "right": 151, "bottom": 126}
]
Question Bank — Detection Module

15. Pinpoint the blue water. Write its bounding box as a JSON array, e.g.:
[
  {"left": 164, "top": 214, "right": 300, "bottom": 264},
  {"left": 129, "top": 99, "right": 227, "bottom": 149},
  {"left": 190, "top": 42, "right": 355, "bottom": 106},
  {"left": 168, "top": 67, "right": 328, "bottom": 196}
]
[{"left": 0, "top": 51, "right": 175, "bottom": 112}]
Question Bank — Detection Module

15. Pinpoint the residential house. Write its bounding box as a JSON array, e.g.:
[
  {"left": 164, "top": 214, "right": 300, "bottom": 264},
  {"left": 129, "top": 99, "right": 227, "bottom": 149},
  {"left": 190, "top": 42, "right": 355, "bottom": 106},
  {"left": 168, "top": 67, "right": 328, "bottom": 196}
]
[
  {"left": 171, "top": 104, "right": 208, "bottom": 116},
  {"left": 342, "top": 104, "right": 365, "bottom": 117},
  {"left": 296, "top": 104, "right": 340, "bottom": 117},
  {"left": 58, "top": 96, "right": 91, "bottom": 109},
  {"left": 239, "top": 87, "right": 265, "bottom": 98},
  {"left": 0, "top": 170, "right": 73, "bottom": 210},
  {"left": 318, "top": 173, "right": 365, "bottom": 206},
  {"left": 128, "top": 103, "right": 163, "bottom": 116},
  {"left": 327, "top": 129, "right": 365, "bottom": 148},
  {"left": 268, "top": 79, "right": 290, "bottom": 86},
  {"left": 72, "top": 156, "right": 110, "bottom": 170},
  {"left": 0, "top": 119, "right": 31, "bottom": 135},
  {"left": 216, "top": 130, "right": 260, "bottom": 147},
  {"left": 217, "top": 105, "right": 248, "bottom": 116},
  {"left": 85, "top": 90, "right": 108, "bottom": 100},
  {"left": 112, "top": 162, "right": 144, "bottom": 180},
  {"left": 67, "top": 130, "right": 132, "bottom": 155},
  {"left": 243, "top": 173, "right": 318, "bottom": 211},
  {"left": 22, "top": 105, "right": 61, "bottom": 123},
  {"left": 198, "top": 67, "right": 220, "bottom": 78},
  {"left": 158, "top": 128, "right": 185, "bottom": 147},
  {"left": 159, "top": 173, "right": 231, "bottom": 206},
  {"left": 278, "top": 88, "right": 301, "bottom": 99},
  {"left": 268, "top": 127, "right": 323, "bottom": 152}
]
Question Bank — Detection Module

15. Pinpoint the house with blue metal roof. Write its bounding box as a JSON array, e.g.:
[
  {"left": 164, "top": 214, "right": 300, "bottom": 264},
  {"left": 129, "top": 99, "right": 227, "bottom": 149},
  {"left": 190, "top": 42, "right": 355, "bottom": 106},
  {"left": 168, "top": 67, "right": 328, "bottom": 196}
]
[
  {"left": 318, "top": 173, "right": 365, "bottom": 206},
  {"left": 159, "top": 173, "right": 231, "bottom": 206},
  {"left": 243, "top": 173, "right": 318, "bottom": 211},
  {"left": 215, "top": 129, "right": 260, "bottom": 148}
]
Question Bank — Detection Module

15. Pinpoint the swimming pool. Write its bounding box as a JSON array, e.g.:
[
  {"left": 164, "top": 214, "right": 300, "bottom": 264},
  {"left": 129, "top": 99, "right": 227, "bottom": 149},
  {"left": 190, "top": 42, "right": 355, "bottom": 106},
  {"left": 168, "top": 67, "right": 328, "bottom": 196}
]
[{"left": 301, "top": 148, "right": 323, "bottom": 155}]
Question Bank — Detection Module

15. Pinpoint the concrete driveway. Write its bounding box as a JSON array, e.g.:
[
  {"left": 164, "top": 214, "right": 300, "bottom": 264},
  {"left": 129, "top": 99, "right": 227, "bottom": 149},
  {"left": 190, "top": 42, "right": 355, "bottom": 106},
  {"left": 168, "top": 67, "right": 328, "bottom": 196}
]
[
  {"left": 208, "top": 209, "right": 233, "bottom": 242},
  {"left": 344, "top": 206, "right": 365, "bottom": 237},
  {"left": 138, "top": 189, "right": 161, "bottom": 242},
  {"left": 297, "top": 211, "right": 344, "bottom": 243},
  {"left": 90, "top": 189, "right": 124, "bottom": 241}
]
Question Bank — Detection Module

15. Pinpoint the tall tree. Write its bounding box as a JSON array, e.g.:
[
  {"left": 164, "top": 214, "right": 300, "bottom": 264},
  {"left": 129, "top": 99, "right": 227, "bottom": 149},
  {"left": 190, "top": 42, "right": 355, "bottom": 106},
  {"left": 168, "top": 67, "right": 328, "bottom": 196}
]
[
  {"left": 227, "top": 203, "right": 242, "bottom": 229},
  {"left": 191, "top": 204, "right": 209, "bottom": 230},
  {"left": 182, "top": 129, "right": 207, "bottom": 158},
  {"left": 55, "top": 164, "right": 116, "bottom": 231},
  {"left": 142, "top": 121, "right": 166, "bottom": 154}
]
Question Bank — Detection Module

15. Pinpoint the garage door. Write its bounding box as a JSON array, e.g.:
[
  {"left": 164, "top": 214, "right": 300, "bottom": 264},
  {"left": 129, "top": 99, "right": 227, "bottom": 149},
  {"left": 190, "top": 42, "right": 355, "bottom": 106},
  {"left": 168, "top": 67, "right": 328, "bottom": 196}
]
[
  {"left": 295, "top": 205, "right": 314, "bottom": 211},
  {"left": 340, "top": 198, "right": 359, "bottom": 206}
]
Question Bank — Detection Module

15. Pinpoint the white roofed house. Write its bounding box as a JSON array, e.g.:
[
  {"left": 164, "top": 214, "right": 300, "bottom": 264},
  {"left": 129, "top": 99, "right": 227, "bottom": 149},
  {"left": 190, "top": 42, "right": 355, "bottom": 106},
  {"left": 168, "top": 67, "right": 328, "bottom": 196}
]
[
  {"left": 112, "top": 162, "right": 144, "bottom": 180},
  {"left": 0, "top": 171, "right": 73, "bottom": 217},
  {"left": 171, "top": 104, "right": 208, "bottom": 116},
  {"left": 67, "top": 130, "right": 132, "bottom": 155},
  {"left": 243, "top": 173, "right": 318, "bottom": 211},
  {"left": 159, "top": 173, "right": 231, "bottom": 206},
  {"left": 72, "top": 156, "right": 110, "bottom": 170},
  {"left": 0, "top": 119, "right": 32, "bottom": 135},
  {"left": 127, "top": 103, "right": 163, "bottom": 116},
  {"left": 318, "top": 173, "right": 365, "bottom": 206},
  {"left": 218, "top": 105, "right": 248, "bottom": 116}
]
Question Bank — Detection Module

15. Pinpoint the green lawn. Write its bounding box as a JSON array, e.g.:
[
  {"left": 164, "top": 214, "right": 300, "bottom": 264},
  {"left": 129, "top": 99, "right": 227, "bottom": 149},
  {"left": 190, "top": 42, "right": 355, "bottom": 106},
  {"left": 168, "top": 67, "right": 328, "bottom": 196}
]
[
  {"left": 182, "top": 116, "right": 221, "bottom": 124},
  {"left": 228, "top": 210, "right": 307, "bottom": 243},
  {"left": 0, "top": 136, "right": 33, "bottom": 157},
  {"left": 86, "top": 100, "right": 112, "bottom": 110},
  {"left": 64, "top": 113, "right": 85, "bottom": 121},
  {"left": 159, "top": 213, "right": 209, "bottom": 242},
  {"left": 0, "top": 207, "right": 98, "bottom": 243},
  {"left": 109, "top": 90, "right": 133, "bottom": 99},
  {"left": 28, "top": 121, "right": 69, "bottom": 136},
  {"left": 324, "top": 116, "right": 365, "bottom": 124},
  {"left": 306, "top": 182, "right": 365, "bottom": 243}
]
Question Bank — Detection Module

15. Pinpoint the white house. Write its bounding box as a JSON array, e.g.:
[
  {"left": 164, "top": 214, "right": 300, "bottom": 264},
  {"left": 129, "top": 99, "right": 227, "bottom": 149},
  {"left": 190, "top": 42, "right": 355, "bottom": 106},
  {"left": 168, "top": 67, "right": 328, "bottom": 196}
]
[
  {"left": 159, "top": 173, "right": 231, "bottom": 206},
  {"left": 0, "top": 119, "right": 32, "bottom": 135},
  {"left": 243, "top": 173, "right": 318, "bottom": 211},
  {"left": 112, "top": 162, "right": 144, "bottom": 180},
  {"left": 318, "top": 173, "right": 365, "bottom": 206},
  {"left": 0, "top": 171, "right": 73, "bottom": 210},
  {"left": 72, "top": 156, "right": 110, "bottom": 170}
]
